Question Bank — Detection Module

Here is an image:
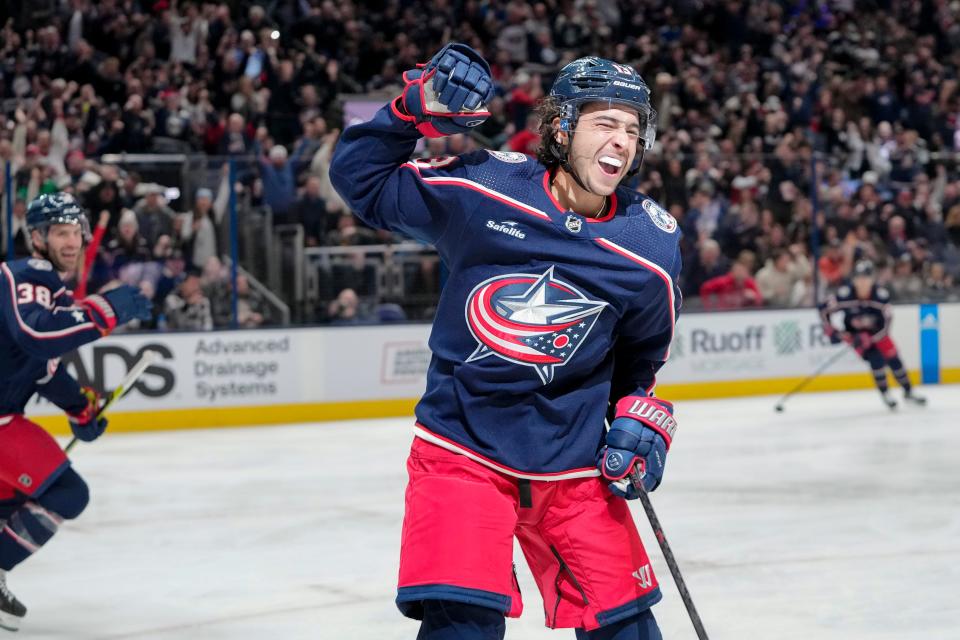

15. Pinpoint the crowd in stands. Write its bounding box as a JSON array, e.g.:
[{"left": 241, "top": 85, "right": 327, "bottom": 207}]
[{"left": 2, "top": 0, "right": 960, "bottom": 326}]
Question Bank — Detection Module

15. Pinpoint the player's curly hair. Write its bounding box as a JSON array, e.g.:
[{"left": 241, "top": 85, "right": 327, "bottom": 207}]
[{"left": 534, "top": 95, "right": 563, "bottom": 171}]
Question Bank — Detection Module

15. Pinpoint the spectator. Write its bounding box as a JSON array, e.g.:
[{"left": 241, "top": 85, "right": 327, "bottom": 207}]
[
  {"left": 922, "top": 262, "right": 957, "bottom": 302},
  {"left": 201, "top": 256, "right": 233, "bottom": 328},
  {"left": 177, "top": 187, "right": 219, "bottom": 270},
  {"left": 309, "top": 126, "right": 349, "bottom": 217},
  {"left": 700, "top": 257, "right": 763, "bottom": 310},
  {"left": 164, "top": 271, "right": 214, "bottom": 330},
  {"left": 470, "top": 96, "right": 513, "bottom": 150},
  {"left": 83, "top": 176, "right": 123, "bottom": 237},
  {"left": 506, "top": 113, "right": 541, "bottom": 157},
  {"left": 818, "top": 240, "right": 848, "bottom": 289},
  {"left": 327, "top": 287, "right": 365, "bottom": 325},
  {"left": 258, "top": 144, "right": 297, "bottom": 218},
  {"left": 6, "top": 196, "right": 32, "bottom": 258},
  {"left": 755, "top": 248, "right": 811, "bottom": 308},
  {"left": 133, "top": 184, "right": 176, "bottom": 247},
  {"left": 889, "top": 255, "right": 924, "bottom": 301},
  {"left": 288, "top": 175, "right": 328, "bottom": 246},
  {"left": 326, "top": 214, "right": 377, "bottom": 247},
  {"left": 236, "top": 274, "right": 267, "bottom": 328},
  {"left": 682, "top": 239, "right": 729, "bottom": 297}
]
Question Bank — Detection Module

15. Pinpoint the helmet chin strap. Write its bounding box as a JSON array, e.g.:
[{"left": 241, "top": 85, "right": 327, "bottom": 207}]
[{"left": 555, "top": 133, "right": 646, "bottom": 197}]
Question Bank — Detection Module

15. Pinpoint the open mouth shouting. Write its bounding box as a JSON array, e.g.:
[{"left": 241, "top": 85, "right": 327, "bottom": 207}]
[{"left": 597, "top": 154, "right": 624, "bottom": 179}]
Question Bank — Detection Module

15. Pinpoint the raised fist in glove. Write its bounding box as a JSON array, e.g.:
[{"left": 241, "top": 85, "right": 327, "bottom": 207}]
[
  {"left": 80, "top": 284, "right": 153, "bottom": 333},
  {"left": 598, "top": 397, "right": 677, "bottom": 497},
  {"left": 68, "top": 386, "right": 108, "bottom": 442},
  {"left": 398, "top": 43, "right": 495, "bottom": 138}
]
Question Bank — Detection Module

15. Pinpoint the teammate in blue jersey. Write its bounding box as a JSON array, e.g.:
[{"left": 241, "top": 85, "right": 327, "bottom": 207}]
[
  {"left": 0, "top": 193, "right": 151, "bottom": 631},
  {"left": 820, "top": 260, "right": 926, "bottom": 409},
  {"left": 331, "top": 45, "right": 682, "bottom": 640}
]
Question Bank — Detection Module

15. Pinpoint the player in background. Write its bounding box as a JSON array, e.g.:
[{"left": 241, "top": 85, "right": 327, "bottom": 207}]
[
  {"left": 331, "top": 44, "right": 681, "bottom": 640},
  {"left": 0, "top": 193, "right": 152, "bottom": 631},
  {"left": 820, "top": 260, "right": 926, "bottom": 409}
]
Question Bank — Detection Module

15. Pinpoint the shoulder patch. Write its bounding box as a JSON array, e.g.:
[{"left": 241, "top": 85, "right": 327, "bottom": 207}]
[
  {"left": 487, "top": 150, "right": 528, "bottom": 163},
  {"left": 28, "top": 259, "right": 53, "bottom": 272},
  {"left": 641, "top": 199, "right": 677, "bottom": 233},
  {"left": 838, "top": 285, "right": 851, "bottom": 298},
  {"left": 876, "top": 286, "right": 890, "bottom": 301}
]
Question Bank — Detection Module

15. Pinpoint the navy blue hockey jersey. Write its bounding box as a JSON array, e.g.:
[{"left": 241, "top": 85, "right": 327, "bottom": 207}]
[
  {"left": 330, "top": 104, "right": 682, "bottom": 479},
  {"left": 820, "top": 283, "right": 892, "bottom": 340},
  {"left": 0, "top": 258, "right": 107, "bottom": 421}
]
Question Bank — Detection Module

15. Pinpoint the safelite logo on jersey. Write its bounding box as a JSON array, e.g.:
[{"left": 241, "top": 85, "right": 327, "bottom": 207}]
[{"left": 464, "top": 266, "right": 607, "bottom": 384}]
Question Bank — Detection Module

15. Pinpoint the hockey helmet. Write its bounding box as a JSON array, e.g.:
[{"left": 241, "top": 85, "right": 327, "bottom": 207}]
[
  {"left": 547, "top": 57, "right": 657, "bottom": 184},
  {"left": 852, "top": 260, "right": 875, "bottom": 279},
  {"left": 26, "top": 193, "right": 91, "bottom": 241}
]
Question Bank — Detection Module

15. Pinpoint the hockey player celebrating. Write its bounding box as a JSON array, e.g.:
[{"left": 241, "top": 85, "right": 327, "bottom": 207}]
[
  {"left": 820, "top": 260, "right": 926, "bottom": 409},
  {"left": 331, "top": 45, "right": 681, "bottom": 640},
  {"left": 0, "top": 193, "right": 152, "bottom": 631}
]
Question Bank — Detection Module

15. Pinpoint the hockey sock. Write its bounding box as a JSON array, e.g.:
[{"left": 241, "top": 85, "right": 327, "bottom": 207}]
[
  {"left": 417, "top": 600, "right": 506, "bottom": 640},
  {"left": 865, "top": 351, "right": 889, "bottom": 392},
  {"left": 888, "top": 355, "right": 911, "bottom": 391},
  {"left": 575, "top": 609, "right": 662, "bottom": 640},
  {"left": 0, "top": 469, "right": 87, "bottom": 571}
]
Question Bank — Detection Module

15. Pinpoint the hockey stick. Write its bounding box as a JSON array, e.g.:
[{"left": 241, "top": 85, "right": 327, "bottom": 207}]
[
  {"left": 629, "top": 469, "right": 709, "bottom": 640},
  {"left": 773, "top": 346, "right": 850, "bottom": 412},
  {"left": 64, "top": 350, "right": 161, "bottom": 454}
]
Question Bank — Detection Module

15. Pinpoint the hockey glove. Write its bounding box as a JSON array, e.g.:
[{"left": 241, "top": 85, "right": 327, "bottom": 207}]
[
  {"left": 598, "top": 397, "right": 677, "bottom": 497},
  {"left": 68, "top": 386, "right": 108, "bottom": 442},
  {"left": 397, "top": 43, "right": 494, "bottom": 138},
  {"left": 843, "top": 331, "right": 874, "bottom": 356},
  {"left": 81, "top": 285, "right": 153, "bottom": 333}
]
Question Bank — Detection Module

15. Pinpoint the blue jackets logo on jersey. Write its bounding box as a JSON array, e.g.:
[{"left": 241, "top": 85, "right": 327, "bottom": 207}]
[
  {"left": 641, "top": 200, "right": 677, "bottom": 233},
  {"left": 465, "top": 266, "right": 607, "bottom": 384}
]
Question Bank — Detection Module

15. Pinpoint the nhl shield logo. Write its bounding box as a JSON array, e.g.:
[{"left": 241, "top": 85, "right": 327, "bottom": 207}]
[
  {"left": 565, "top": 215, "right": 582, "bottom": 233},
  {"left": 464, "top": 266, "right": 607, "bottom": 384}
]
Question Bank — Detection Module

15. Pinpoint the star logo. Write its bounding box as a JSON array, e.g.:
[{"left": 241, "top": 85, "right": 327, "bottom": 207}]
[
  {"left": 71, "top": 309, "right": 86, "bottom": 323},
  {"left": 464, "top": 266, "right": 607, "bottom": 383}
]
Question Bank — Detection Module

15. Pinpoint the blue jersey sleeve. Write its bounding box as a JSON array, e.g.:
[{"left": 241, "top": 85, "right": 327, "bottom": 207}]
[
  {"left": 329, "top": 101, "right": 480, "bottom": 249},
  {"left": 609, "top": 244, "right": 683, "bottom": 405},
  {"left": 0, "top": 261, "right": 106, "bottom": 359},
  {"left": 35, "top": 359, "right": 87, "bottom": 415}
]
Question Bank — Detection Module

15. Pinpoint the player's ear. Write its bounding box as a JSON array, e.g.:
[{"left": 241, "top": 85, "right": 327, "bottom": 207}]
[{"left": 552, "top": 116, "right": 565, "bottom": 145}]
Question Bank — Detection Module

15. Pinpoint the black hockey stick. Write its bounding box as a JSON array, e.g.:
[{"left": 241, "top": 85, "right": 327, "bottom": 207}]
[
  {"left": 773, "top": 346, "right": 850, "bottom": 412},
  {"left": 629, "top": 468, "right": 709, "bottom": 640},
  {"left": 64, "top": 350, "right": 161, "bottom": 454}
]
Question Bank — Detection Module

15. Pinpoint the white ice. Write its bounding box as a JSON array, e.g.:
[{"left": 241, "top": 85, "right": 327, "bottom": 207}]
[{"left": 8, "top": 385, "right": 960, "bottom": 639}]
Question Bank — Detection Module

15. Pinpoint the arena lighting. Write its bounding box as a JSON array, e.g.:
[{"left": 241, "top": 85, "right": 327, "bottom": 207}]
[{"left": 270, "top": 30, "right": 280, "bottom": 40}]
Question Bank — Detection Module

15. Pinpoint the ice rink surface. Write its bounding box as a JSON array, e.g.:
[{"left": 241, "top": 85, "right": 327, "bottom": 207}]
[{"left": 8, "top": 385, "right": 960, "bottom": 639}]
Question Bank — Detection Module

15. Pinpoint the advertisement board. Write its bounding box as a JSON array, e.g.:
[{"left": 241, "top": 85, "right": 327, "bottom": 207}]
[{"left": 29, "top": 304, "right": 957, "bottom": 433}]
